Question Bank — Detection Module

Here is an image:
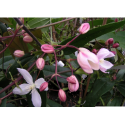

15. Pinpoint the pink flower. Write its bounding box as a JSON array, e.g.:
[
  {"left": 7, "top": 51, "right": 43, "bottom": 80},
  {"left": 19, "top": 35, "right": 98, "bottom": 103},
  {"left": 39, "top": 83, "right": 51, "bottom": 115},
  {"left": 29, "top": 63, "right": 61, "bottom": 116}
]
[
  {"left": 41, "top": 44, "right": 54, "bottom": 53},
  {"left": 14, "top": 50, "right": 24, "bottom": 57},
  {"left": 36, "top": 58, "right": 45, "bottom": 70},
  {"left": 77, "top": 48, "right": 99, "bottom": 74},
  {"left": 79, "top": 23, "right": 90, "bottom": 34},
  {"left": 58, "top": 89, "right": 66, "bottom": 102},
  {"left": 97, "top": 48, "right": 115, "bottom": 73},
  {"left": 67, "top": 75, "right": 79, "bottom": 92},
  {"left": 23, "top": 35, "right": 33, "bottom": 43}
]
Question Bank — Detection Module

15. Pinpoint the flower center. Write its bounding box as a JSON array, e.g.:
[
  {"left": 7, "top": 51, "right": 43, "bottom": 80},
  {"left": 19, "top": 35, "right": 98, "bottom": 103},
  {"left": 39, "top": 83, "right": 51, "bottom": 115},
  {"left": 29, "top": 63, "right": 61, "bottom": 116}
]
[
  {"left": 99, "top": 59, "right": 104, "bottom": 63},
  {"left": 30, "top": 84, "right": 35, "bottom": 90}
]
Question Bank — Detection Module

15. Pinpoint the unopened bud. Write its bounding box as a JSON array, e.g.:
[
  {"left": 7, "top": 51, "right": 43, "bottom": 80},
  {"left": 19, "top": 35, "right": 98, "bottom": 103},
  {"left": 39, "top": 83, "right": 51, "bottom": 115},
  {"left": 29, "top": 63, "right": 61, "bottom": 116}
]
[
  {"left": 111, "top": 51, "right": 116, "bottom": 55},
  {"left": 58, "top": 89, "right": 66, "bottom": 102},
  {"left": 115, "top": 18, "right": 118, "bottom": 22},
  {"left": 112, "top": 43, "right": 119, "bottom": 48},
  {"left": 23, "top": 33, "right": 29, "bottom": 37},
  {"left": 79, "top": 23, "right": 90, "bottom": 34},
  {"left": 40, "top": 82, "right": 48, "bottom": 92},
  {"left": 14, "top": 50, "right": 24, "bottom": 57},
  {"left": 92, "top": 49, "right": 98, "bottom": 54},
  {"left": 41, "top": 44, "right": 54, "bottom": 53},
  {"left": 36, "top": 58, "right": 45, "bottom": 70},
  {"left": 107, "top": 38, "right": 114, "bottom": 45},
  {"left": 23, "top": 36, "right": 33, "bottom": 43},
  {"left": 67, "top": 75, "right": 76, "bottom": 84}
]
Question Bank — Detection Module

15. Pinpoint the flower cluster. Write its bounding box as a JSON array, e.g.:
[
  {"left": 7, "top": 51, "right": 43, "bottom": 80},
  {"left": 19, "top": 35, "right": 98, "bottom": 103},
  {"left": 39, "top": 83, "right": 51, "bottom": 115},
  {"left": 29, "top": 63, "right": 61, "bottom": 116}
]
[{"left": 12, "top": 22, "right": 116, "bottom": 107}]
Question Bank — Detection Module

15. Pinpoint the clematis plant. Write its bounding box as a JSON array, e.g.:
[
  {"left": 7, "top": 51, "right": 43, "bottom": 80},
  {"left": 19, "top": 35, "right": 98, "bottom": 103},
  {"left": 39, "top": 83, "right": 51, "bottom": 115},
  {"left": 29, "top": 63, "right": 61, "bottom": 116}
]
[{"left": 13, "top": 68, "right": 48, "bottom": 107}]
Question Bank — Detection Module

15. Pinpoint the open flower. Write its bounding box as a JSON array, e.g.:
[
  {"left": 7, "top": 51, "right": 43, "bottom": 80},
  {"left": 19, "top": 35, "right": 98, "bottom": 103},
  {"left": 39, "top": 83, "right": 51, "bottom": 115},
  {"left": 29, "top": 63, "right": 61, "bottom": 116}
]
[
  {"left": 77, "top": 48, "right": 99, "bottom": 74},
  {"left": 97, "top": 48, "right": 115, "bottom": 73},
  {"left": 13, "top": 68, "right": 48, "bottom": 107}
]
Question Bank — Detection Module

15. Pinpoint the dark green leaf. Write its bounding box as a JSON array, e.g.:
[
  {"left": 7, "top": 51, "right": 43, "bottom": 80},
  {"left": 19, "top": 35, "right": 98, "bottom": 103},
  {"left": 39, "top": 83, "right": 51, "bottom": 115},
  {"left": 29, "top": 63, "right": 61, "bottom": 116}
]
[
  {"left": 47, "top": 98, "right": 62, "bottom": 107},
  {"left": 6, "top": 103, "right": 16, "bottom": 107},
  {"left": 0, "top": 18, "right": 12, "bottom": 25},
  {"left": 83, "top": 78, "right": 115, "bottom": 107},
  {"left": 117, "top": 81, "right": 125, "bottom": 97},
  {"left": 116, "top": 69, "right": 125, "bottom": 81},
  {"left": 0, "top": 22, "right": 7, "bottom": 35},
  {"left": 107, "top": 96, "right": 122, "bottom": 106}
]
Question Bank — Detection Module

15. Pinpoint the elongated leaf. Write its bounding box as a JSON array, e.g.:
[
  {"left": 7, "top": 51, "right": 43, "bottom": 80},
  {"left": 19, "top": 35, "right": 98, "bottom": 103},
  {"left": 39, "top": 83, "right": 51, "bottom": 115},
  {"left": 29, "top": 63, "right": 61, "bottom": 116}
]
[
  {"left": 111, "top": 65, "right": 125, "bottom": 69},
  {"left": 60, "top": 20, "right": 125, "bottom": 54},
  {"left": 107, "top": 96, "right": 122, "bottom": 106},
  {"left": 117, "top": 81, "right": 125, "bottom": 97},
  {"left": 0, "top": 55, "right": 15, "bottom": 69},
  {"left": 83, "top": 78, "right": 115, "bottom": 107},
  {"left": 116, "top": 69, "right": 125, "bottom": 81},
  {"left": 0, "top": 87, "right": 7, "bottom": 107},
  {"left": 0, "top": 22, "right": 7, "bottom": 35},
  {"left": 47, "top": 98, "right": 62, "bottom": 107},
  {"left": 88, "top": 19, "right": 114, "bottom": 28}
]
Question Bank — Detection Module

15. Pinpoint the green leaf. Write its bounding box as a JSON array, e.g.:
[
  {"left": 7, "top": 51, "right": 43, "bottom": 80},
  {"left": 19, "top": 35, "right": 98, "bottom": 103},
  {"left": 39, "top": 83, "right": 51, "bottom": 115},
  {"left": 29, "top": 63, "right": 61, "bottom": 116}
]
[
  {"left": 0, "top": 55, "right": 15, "bottom": 69},
  {"left": 0, "top": 22, "right": 7, "bottom": 35},
  {"left": 28, "top": 18, "right": 50, "bottom": 32},
  {"left": 47, "top": 98, "right": 62, "bottom": 107},
  {"left": 8, "top": 18, "right": 17, "bottom": 30},
  {"left": 107, "top": 96, "right": 122, "bottom": 106},
  {"left": 101, "top": 92, "right": 112, "bottom": 105},
  {"left": 88, "top": 19, "right": 114, "bottom": 28},
  {"left": 117, "top": 81, "right": 125, "bottom": 97},
  {"left": 43, "top": 65, "right": 72, "bottom": 83},
  {"left": 116, "top": 69, "right": 125, "bottom": 81},
  {"left": 60, "top": 20, "right": 125, "bottom": 55},
  {"left": 0, "top": 18, "right": 12, "bottom": 25},
  {"left": 111, "top": 65, "right": 125, "bottom": 69},
  {"left": 83, "top": 78, "right": 115, "bottom": 107},
  {"left": 0, "top": 87, "right": 7, "bottom": 107}
]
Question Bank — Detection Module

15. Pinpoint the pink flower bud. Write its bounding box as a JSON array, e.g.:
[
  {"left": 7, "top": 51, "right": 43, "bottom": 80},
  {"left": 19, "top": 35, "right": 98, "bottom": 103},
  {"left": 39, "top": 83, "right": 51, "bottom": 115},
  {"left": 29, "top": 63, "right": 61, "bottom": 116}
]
[
  {"left": 41, "top": 44, "right": 54, "bottom": 53},
  {"left": 115, "top": 18, "right": 118, "bottom": 22},
  {"left": 23, "top": 36, "right": 33, "bottom": 43},
  {"left": 14, "top": 50, "right": 24, "bottom": 57},
  {"left": 79, "top": 23, "right": 90, "bottom": 34},
  {"left": 67, "top": 75, "right": 79, "bottom": 92},
  {"left": 40, "top": 82, "right": 48, "bottom": 92},
  {"left": 36, "top": 58, "right": 45, "bottom": 70},
  {"left": 23, "top": 33, "right": 29, "bottom": 37},
  {"left": 112, "top": 43, "right": 119, "bottom": 48},
  {"left": 67, "top": 75, "right": 77, "bottom": 84},
  {"left": 92, "top": 49, "right": 98, "bottom": 54},
  {"left": 107, "top": 38, "right": 114, "bottom": 44},
  {"left": 58, "top": 89, "right": 66, "bottom": 102},
  {"left": 111, "top": 51, "right": 116, "bottom": 55}
]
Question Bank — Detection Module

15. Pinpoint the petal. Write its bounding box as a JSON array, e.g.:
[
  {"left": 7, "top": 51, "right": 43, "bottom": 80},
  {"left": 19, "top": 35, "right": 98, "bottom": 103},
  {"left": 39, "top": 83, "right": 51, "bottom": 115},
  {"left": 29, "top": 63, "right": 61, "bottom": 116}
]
[
  {"left": 99, "top": 66, "right": 109, "bottom": 73},
  {"left": 88, "top": 60, "right": 99, "bottom": 70},
  {"left": 83, "top": 68, "right": 93, "bottom": 74},
  {"left": 81, "top": 74, "right": 87, "bottom": 79},
  {"left": 44, "top": 87, "right": 48, "bottom": 91},
  {"left": 13, "top": 84, "right": 31, "bottom": 95},
  {"left": 99, "top": 60, "right": 113, "bottom": 70},
  {"left": 31, "top": 88, "right": 42, "bottom": 107},
  {"left": 77, "top": 52, "right": 91, "bottom": 69},
  {"left": 35, "top": 78, "right": 45, "bottom": 89},
  {"left": 57, "top": 61, "right": 64, "bottom": 67},
  {"left": 17, "top": 68, "right": 33, "bottom": 84},
  {"left": 97, "top": 48, "right": 114, "bottom": 60},
  {"left": 75, "top": 51, "right": 78, "bottom": 57},
  {"left": 105, "top": 51, "right": 115, "bottom": 58}
]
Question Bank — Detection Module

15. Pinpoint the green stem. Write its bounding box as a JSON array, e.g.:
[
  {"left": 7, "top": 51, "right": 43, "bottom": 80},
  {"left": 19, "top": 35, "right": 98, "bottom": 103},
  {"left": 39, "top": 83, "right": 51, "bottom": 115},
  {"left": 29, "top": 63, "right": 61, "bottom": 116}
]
[{"left": 100, "top": 97, "right": 105, "bottom": 106}]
